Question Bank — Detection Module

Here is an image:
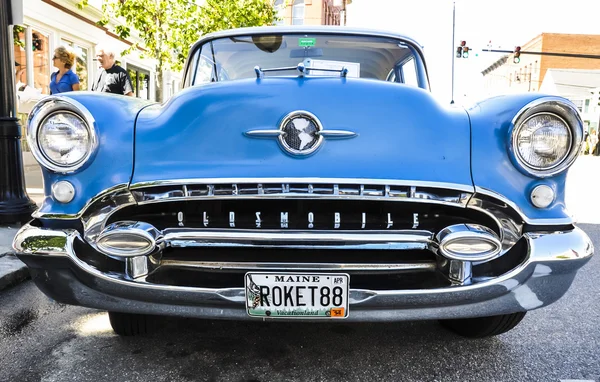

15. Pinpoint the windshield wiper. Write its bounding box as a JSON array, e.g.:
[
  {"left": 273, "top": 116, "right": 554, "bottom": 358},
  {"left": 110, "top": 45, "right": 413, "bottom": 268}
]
[{"left": 254, "top": 63, "right": 349, "bottom": 79}]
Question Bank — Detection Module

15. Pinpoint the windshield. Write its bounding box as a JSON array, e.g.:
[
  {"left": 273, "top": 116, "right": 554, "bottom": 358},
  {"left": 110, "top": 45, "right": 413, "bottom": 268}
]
[{"left": 186, "top": 33, "right": 427, "bottom": 89}]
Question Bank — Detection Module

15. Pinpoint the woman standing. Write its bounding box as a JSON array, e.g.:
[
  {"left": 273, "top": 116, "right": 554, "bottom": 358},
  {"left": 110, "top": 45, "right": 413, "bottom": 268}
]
[{"left": 49, "top": 46, "right": 80, "bottom": 94}]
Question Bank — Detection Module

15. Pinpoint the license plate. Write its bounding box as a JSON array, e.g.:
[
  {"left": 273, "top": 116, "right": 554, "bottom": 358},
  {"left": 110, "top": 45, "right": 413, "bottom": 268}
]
[{"left": 245, "top": 272, "right": 349, "bottom": 318}]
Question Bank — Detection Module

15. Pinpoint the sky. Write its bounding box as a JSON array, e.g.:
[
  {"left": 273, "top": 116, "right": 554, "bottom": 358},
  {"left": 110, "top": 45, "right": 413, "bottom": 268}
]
[{"left": 346, "top": 0, "right": 600, "bottom": 105}]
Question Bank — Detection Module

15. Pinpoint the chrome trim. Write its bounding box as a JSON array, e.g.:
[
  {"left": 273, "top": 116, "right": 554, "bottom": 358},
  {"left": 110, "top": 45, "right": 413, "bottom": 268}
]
[
  {"left": 467, "top": 193, "right": 522, "bottom": 260},
  {"left": 82, "top": 188, "right": 137, "bottom": 243},
  {"left": 130, "top": 178, "right": 475, "bottom": 193},
  {"left": 163, "top": 228, "right": 434, "bottom": 250},
  {"left": 473, "top": 186, "right": 574, "bottom": 225},
  {"left": 436, "top": 224, "right": 501, "bottom": 262},
  {"left": 509, "top": 97, "right": 583, "bottom": 178},
  {"left": 244, "top": 110, "right": 357, "bottom": 156},
  {"left": 13, "top": 224, "right": 593, "bottom": 321},
  {"left": 26, "top": 96, "right": 99, "bottom": 174},
  {"left": 160, "top": 260, "right": 436, "bottom": 273},
  {"left": 243, "top": 130, "right": 283, "bottom": 137},
  {"left": 33, "top": 183, "right": 130, "bottom": 220},
  {"left": 447, "top": 260, "right": 472, "bottom": 285},
  {"left": 96, "top": 221, "right": 163, "bottom": 258},
  {"left": 126, "top": 253, "right": 161, "bottom": 279},
  {"left": 130, "top": 181, "right": 471, "bottom": 208},
  {"left": 12, "top": 224, "right": 76, "bottom": 256},
  {"left": 253, "top": 63, "right": 349, "bottom": 78},
  {"left": 316, "top": 130, "right": 357, "bottom": 138}
]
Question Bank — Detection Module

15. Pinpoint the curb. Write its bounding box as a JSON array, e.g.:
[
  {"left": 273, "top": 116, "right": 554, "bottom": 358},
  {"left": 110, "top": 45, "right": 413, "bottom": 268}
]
[
  {"left": 0, "top": 253, "right": 30, "bottom": 291},
  {"left": 0, "top": 227, "right": 30, "bottom": 292}
]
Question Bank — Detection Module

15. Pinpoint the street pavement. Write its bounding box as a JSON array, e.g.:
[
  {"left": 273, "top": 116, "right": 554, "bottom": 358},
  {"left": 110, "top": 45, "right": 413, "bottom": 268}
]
[{"left": 0, "top": 156, "right": 599, "bottom": 382}]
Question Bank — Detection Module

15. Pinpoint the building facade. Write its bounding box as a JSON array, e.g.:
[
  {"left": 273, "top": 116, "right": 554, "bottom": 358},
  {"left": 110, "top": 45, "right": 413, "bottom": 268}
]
[
  {"left": 12, "top": 0, "right": 181, "bottom": 117},
  {"left": 481, "top": 33, "right": 600, "bottom": 95},
  {"left": 274, "top": 0, "right": 351, "bottom": 26},
  {"left": 538, "top": 69, "right": 600, "bottom": 132}
]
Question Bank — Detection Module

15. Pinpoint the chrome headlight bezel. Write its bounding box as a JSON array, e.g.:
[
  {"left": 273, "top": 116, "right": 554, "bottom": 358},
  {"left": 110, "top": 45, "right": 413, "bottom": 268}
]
[
  {"left": 509, "top": 97, "right": 583, "bottom": 178},
  {"left": 27, "top": 97, "right": 98, "bottom": 173}
]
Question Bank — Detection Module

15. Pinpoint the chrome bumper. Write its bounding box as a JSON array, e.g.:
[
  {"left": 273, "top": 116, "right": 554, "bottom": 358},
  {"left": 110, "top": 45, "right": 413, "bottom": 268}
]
[{"left": 13, "top": 224, "right": 594, "bottom": 321}]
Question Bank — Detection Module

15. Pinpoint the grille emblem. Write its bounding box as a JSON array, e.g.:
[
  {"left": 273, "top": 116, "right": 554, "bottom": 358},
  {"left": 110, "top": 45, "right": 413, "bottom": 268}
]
[
  {"left": 255, "top": 212, "right": 262, "bottom": 228},
  {"left": 195, "top": 211, "right": 420, "bottom": 230},
  {"left": 244, "top": 111, "right": 357, "bottom": 156}
]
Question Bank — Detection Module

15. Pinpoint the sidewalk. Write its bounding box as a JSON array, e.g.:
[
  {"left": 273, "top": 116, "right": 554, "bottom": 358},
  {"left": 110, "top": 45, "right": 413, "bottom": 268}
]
[
  {"left": 0, "top": 153, "right": 43, "bottom": 292},
  {"left": 0, "top": 226, "right": 28, "bottom": 291}
]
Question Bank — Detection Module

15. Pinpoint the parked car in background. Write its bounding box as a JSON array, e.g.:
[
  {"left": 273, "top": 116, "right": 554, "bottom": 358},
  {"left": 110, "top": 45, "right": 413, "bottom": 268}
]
[{"left": 14, "top": 26, "right": 593, "bottom": 337}]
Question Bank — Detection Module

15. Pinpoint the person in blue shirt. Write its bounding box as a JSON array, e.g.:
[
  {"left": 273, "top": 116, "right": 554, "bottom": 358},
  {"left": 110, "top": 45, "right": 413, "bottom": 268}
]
[{"left": 49, "top": 46, "right": 80, "bottom": 94}]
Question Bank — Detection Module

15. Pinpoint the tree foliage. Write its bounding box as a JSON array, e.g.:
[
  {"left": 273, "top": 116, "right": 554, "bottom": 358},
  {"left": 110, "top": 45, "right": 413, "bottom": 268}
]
[
  {"left": 199, "top": 0, "right": 277, "bottom": 35},
  {"left": 78, "top": 0, "right": 277, "bottom": 100}
]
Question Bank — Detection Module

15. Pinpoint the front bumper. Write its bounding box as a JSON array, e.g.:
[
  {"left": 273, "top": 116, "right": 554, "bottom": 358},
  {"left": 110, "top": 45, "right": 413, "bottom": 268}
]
[{"left": 13, "top": 224, "right": 593, "bottom": 321}]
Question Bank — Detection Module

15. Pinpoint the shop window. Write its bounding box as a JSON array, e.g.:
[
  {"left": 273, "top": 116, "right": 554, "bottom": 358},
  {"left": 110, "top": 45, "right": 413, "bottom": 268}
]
[
  {"left": 127, "top": 64, "right": 150, "bottom": 100},
  {"left": 32, "top": 30, "right": 50, "bottom": 95},
  {"left": 61, "top": 40, "right": 90, "bottom": 90},
  {"left": 292, "top": 0, "right": 304, "bottom": 25},
  {"left": 13, "top": 25, "right": 26, "bottom": 90},
  {"left": 584, "top": 99, "right": 590, "bottom": 113}
]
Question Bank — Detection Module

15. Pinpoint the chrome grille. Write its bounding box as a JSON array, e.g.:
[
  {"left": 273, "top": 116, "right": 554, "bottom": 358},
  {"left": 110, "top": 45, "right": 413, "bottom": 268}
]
[{"left": 131, "top": 182, "right": 471, "bottom": 206}]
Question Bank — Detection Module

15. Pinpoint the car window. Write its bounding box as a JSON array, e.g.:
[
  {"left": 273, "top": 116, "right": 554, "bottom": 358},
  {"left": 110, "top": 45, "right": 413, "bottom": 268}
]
[
  {"left": 401, "top": 57, "right": 419, "bottom": 88},
  {"left": 189, "top": 34, "right": 425, "bottom": 88}
]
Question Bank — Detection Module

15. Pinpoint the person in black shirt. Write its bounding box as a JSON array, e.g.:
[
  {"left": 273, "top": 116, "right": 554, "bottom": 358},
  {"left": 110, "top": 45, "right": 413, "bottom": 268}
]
[{"left": 91, "top": 46, "right": 134, "bottom": 96}]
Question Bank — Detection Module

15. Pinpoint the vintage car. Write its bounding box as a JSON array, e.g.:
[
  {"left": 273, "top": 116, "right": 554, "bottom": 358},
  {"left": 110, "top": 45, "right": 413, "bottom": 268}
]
[{"left": 13, "top": 26, "right": 593, "bottom": 337}]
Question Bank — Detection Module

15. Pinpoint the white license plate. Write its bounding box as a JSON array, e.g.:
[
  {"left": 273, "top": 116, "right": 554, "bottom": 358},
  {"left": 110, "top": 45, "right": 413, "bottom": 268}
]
[{"left": 245, "top": 272, "right": 349, "bottom": 318}]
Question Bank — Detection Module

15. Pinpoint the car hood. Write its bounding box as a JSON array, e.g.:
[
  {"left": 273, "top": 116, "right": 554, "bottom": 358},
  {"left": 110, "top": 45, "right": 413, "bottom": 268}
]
[{"left": 132, "top": 77, "right": 473, "bottom": 189}]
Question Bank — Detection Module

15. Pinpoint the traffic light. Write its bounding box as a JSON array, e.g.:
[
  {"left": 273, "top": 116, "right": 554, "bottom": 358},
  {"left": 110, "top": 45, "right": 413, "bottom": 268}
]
[
  {"left": 462, "top": 46, "right": 470, "bottom": 58},
  {"left": 513, "top": 46, "right": 521, "bottom": 64},
  {"left": 456, "top": 40, "right": 469, "bottom": 58}
]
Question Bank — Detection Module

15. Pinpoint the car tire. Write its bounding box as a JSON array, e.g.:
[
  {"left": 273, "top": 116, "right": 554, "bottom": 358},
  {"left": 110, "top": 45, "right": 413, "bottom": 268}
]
[
  {"left": 439, "top": 312, "right": 526, "bottom": 338},
  {"left": 108, "top": 311, "right": 156, "bottom": 336}
]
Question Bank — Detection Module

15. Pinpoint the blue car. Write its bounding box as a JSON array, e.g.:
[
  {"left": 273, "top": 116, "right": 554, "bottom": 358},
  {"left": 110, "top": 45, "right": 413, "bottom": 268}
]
[{"left": 13, "top": 26, "right": 593, "bottom": 337}]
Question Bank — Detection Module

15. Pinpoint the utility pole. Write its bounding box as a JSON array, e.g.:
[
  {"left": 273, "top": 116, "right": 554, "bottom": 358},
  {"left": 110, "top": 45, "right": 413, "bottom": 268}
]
[
  {"left": 0, "top": 0, "right": 37, "bottom": 224},
  {"left": 450, "top": 1, "right": 455, "bottom": 104}
]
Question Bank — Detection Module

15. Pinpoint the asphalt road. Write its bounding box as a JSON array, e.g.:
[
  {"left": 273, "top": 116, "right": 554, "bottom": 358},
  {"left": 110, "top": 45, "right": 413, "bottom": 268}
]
[{"left": 2, "top": 157, "right": 600, "bottom": 382}]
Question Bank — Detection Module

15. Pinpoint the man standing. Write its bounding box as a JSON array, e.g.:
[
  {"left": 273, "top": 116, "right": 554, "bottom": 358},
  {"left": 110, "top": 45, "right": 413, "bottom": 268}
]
[{"left": 91, "top": 46, "right": 134, "bottom": 96}]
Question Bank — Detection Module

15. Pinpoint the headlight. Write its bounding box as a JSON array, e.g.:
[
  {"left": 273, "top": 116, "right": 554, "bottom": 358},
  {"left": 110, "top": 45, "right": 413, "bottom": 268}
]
[
  {"left": 515, "top": 113, "right": 571, "bottom": 169},
  {"left": 38, "top": 112, "right": 91, "bottom": 167},
  {"left": 510, "top": 98, "right": 582, "bottom": 178},
  {"left": 27, "top": 97, "right": 97, "bottom": 173}
]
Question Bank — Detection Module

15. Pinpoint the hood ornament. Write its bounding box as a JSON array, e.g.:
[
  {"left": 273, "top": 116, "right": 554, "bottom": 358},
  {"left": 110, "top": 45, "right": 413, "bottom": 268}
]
[{"left": 244, "top": 111, "right": 357, "bottom": 156}]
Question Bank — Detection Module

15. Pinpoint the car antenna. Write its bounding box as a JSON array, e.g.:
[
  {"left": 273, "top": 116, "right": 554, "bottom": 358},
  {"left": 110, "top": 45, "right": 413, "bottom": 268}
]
[{"left": 450, "top": 1, "right": 456, "bottom": 105}]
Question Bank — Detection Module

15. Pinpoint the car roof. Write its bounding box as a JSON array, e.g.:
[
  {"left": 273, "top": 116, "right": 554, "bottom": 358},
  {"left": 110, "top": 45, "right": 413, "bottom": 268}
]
[{"left": 196, "top": 26, "right": 423, "bottom": 51}]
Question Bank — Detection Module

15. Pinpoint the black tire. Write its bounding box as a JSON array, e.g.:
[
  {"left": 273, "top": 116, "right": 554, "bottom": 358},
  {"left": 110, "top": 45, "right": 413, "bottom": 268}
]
[
  {"left": 108, "top": 311, "right": 156, "bottom": 336},
  {"left": 440, "top": 312, "right": 527, "bottom": 338}
]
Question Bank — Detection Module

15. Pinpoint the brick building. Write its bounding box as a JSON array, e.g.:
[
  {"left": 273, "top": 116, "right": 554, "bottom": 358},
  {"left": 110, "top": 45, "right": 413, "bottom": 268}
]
[
  {"left": 481, "top": 33, "right": 600, "bottom": 94},
  {"left": 274, "top": 0, "right": 351, "bottom": 26}
]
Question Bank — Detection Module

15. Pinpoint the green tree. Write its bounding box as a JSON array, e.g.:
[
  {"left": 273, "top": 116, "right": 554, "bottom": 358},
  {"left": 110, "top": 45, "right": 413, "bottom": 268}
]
[
  {"left": 79, "top": 0, "right": 277, "bottom": 102},
  {"left": 198, "top": 0, "right": 277, "bottom": 35}
]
